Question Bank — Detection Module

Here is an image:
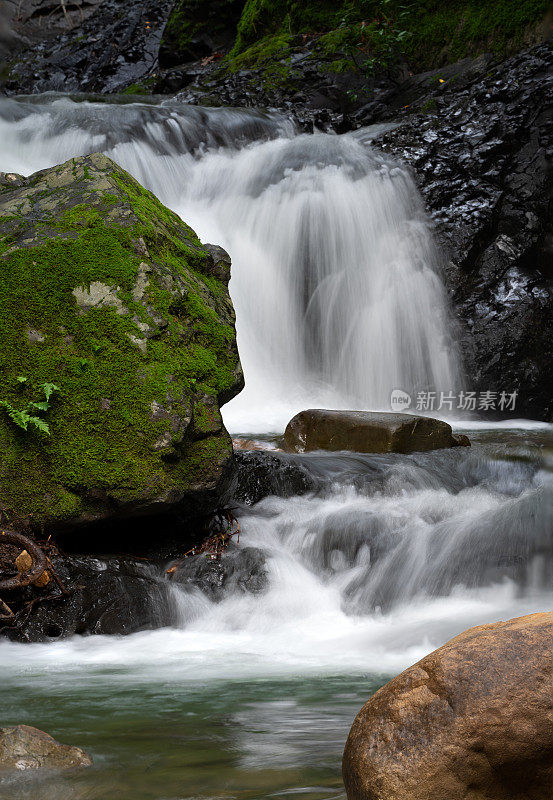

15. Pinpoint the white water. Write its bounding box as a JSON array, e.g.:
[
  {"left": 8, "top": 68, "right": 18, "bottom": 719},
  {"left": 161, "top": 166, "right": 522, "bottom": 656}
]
[
  {"left": 0, "top": 97, "right": 459, "bottom": 432},
  {"left": 0, "top": 438, "right": 551, "bottom": 684},
  {"left": 0, "top": 97, "right": 551, "bottom": 699}
]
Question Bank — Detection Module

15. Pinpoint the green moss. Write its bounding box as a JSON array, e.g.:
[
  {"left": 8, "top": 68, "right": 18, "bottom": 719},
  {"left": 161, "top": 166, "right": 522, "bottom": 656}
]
[
  {"left": 0, "top": 154, "right": 242, "bottom": 531},
  {"left": 181, "top": 433, "right": 232, "bottom": 485},
  {"left": 228, "top": 31, "right": 293, "bottom": 71},
  {"left": 120, "top": 78, "right": 156, "bottom": 95},
  {"left": 421, "top": 97, "right": 438, "bottom": 113},
  {"left": 227, "top": 0, "right": 552, "bottom": 84},
  {"left": 400, "top": 0, "right": 553, "bottom": 70}
]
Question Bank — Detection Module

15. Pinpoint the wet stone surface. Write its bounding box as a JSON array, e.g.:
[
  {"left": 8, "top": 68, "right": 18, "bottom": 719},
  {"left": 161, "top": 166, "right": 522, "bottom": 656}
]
[{"left": 372, "top": 43, "right": 553, "bottom": 419}]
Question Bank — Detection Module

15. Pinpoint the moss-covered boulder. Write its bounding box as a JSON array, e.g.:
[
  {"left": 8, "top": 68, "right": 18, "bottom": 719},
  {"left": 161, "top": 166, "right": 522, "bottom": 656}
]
[{"left": 0, "top": 154, "right": 243, "bottom": 533}]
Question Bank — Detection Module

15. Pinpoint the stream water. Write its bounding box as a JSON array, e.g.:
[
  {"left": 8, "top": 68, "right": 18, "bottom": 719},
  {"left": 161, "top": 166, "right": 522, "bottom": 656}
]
[{"left": 0, "top": 97, "right": 552, "bottom": 800}]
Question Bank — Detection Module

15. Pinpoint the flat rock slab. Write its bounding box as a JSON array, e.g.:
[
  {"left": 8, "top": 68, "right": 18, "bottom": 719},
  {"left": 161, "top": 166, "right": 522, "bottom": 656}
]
[
  {"left": 283, "top": 410, "right": 469, "bottom": 454},
  {"left": 343, "top": 611, "right": 553, "bottom": 800},
  {"left": 0, "top": 725, "right": 92, "bottom": 770}
]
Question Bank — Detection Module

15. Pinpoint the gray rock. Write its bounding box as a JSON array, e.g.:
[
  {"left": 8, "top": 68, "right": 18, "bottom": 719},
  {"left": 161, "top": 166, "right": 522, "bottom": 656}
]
[
  {"left": 0, "top": 725, "right": 92, "bottom": 771},
  {"left": 170, "top": 544, "right": 267, "bottom": 602}
]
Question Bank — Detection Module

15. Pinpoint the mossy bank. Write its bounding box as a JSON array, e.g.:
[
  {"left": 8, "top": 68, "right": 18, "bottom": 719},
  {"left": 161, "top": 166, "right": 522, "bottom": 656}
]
[
  {"left": 159, "top": 0, "right": 552, "bottom": 100},
  {"left": 0, "top": 154, "right": 243, "bottom": 533}
]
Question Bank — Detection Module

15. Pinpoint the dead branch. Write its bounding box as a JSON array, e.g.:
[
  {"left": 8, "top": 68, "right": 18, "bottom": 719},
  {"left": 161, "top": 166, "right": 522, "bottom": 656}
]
[
  {"left": 0, "top": 598, "right": 14, "bottom": 619},
  {"left": 166, "top": 508, "right": 240, "bottom": 579}
]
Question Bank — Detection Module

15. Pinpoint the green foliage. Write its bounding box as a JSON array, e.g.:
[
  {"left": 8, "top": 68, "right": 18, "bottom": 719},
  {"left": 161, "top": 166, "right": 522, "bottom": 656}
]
[
  {"left": 398, "top": 0, "right": 552, "bottom": 70},
  {"left": 227, "top": 0, "right": 552, "bottom": 84},
  {"left": 315, "top": 1, "right": 412, "bottom": 78},
  {"left": 0, "top": 381, "right": 60, "bottom": 435}
]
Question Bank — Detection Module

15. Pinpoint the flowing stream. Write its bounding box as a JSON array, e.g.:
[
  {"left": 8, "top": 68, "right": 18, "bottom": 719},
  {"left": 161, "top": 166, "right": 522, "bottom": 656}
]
[{"left": 0, "top": 97, "right": 552, "bottom": 800}]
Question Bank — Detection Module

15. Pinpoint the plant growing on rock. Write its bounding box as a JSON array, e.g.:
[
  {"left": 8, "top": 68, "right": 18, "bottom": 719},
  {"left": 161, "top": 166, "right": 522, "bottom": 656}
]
[
  {"left": 0, "top": 381, "right": 60, "bottom": 435},
  {"left": 317, "top": 1, "right": 412, "bottom": 80}
]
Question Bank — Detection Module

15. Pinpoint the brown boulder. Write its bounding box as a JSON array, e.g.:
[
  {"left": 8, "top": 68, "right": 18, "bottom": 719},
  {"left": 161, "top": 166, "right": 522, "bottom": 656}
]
[
  {"left": 283, "top": 410, "right": 469, "bottom": 454},
  {"left": 0, "top": 725, "right": 92, "bottom": 770},
  {"left": 343, "top": 612, "right": 553, "bottom": 800}
]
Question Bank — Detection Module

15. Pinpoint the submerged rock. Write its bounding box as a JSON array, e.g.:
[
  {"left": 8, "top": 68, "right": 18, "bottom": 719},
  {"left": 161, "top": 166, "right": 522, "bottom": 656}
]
[
  {"left": 0, "top": 725, "right": 92, "bottom": 770},
  {"left": 170, "top": 544, "right": 267, "bottom": 602},
  {"left": 232, "top": 450, "right": 317, "bottom": 505},
  {"left": 0, "top": 153, "right": 243, "bottom": 533},
  {"left": 283, "top": 410, "right": 469, "bottom": 454},
  {"left": 343, "top": 611, "right": 553, "bottom": 800}
]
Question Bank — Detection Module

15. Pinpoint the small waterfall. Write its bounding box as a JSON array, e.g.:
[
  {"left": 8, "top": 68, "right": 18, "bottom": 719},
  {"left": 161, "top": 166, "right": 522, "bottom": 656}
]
[
  {"left": 0, "top": 93, "right": 551, "bottom": 800},
  {"left": 0, "top": 96, "right": 460, "bottom": 432}
]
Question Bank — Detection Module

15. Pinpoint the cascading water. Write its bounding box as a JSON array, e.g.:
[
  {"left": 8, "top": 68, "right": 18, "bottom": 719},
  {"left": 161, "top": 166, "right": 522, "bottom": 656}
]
[
  {"left": 0, "top": 97, "right": 459, "bottom": 430},
  {"left": 0, "top": 96, "right": 552, "bottom": 800}
]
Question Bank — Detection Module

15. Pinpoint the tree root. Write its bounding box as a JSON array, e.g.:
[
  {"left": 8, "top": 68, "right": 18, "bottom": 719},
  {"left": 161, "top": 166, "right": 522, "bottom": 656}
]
[
  {"left": 0, "top": 530, "right": 69, "bottom": 635},
  {"left": 0, "top": 530, "right": 49, "bottom": 591}
]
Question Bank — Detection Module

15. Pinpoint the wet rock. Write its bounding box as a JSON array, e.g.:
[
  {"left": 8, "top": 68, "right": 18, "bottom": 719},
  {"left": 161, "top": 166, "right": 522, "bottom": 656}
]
[
  {"left": 374, "top": 43, "right": 553, "bottom": 420},
  {"left": 5, "top": 0, "right": 173, "bottom": 94},
  {"left": 5, "top": 555, "right": 174, "bottom": 642},
  {"left": 283, "top": 410, "right": 469, "bottom": 454},
  {"left": 0, "top": 725, "right": 92, "bottom": 770},
  {"left": 170, "top": 544, "right": 267, "bottom": 602},
  {"left": 232, "top": 450, "right": 317, "bottom": 505},
  {"left": 343, "top": 611, "right": 553, "bottom": 800}
]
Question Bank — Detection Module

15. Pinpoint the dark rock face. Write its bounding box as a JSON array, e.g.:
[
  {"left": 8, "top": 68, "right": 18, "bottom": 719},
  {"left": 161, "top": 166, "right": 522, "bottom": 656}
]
[
  {"left": 167, "top": 56, "right": 365, "bottom": 133},
  {"left": 283, "top": 410, "right": 469, "bottom": 454},
  {"left": 232, "top": 450, "right": 317, "bottom": 505},
  {"left": 3, "top": 543, "right": 269, "bottom": 641},
  {"left": 343, "top": 611, "right": 553, "bottom": 800},
  {"left": 373, "top": 43, "right": 553, "bottom": 420},
  {"left": 4, "top": 555, "right": 175, "bottom": 642},
  {"left": 170, "top": 543, "right": 267, "bottom": 602},
  {"left": 1, "top": 0, "right": 107, "bottom": 57},
  {"left": 0, "top": 725, "right": 92, "bottom": 770},
  {"left": 159, "top": 0, "right": 243, "bottom": 69},
  {"left": 5, "top": 0, "right": 173, "bottom": 94}
]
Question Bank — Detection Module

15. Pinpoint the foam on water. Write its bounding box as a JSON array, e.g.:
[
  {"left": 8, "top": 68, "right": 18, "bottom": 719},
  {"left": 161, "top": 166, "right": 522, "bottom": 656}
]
[
  {"left": 0, "top": 97, "right": 551, "bottom": 698},
  {"left": 0, "top": 444, "right": 551, "bottom": 685}
]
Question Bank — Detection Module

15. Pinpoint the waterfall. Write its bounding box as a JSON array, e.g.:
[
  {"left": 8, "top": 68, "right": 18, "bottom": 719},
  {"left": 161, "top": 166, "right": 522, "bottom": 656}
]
[
  {"left": 0, "top": 96, "right": 460, "bottom": 432},
  {"left": 1, "top": 89, "right": 553, "bottom": 800}
]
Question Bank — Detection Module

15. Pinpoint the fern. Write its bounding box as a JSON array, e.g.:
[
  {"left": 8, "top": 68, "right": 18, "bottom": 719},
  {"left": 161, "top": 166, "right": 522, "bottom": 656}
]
[
  {"left": 0, "top": 381, "right": 60, "bottom": 436},
  {"left": 40, "top": 382, "right": 60, "bottom": 402}
]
